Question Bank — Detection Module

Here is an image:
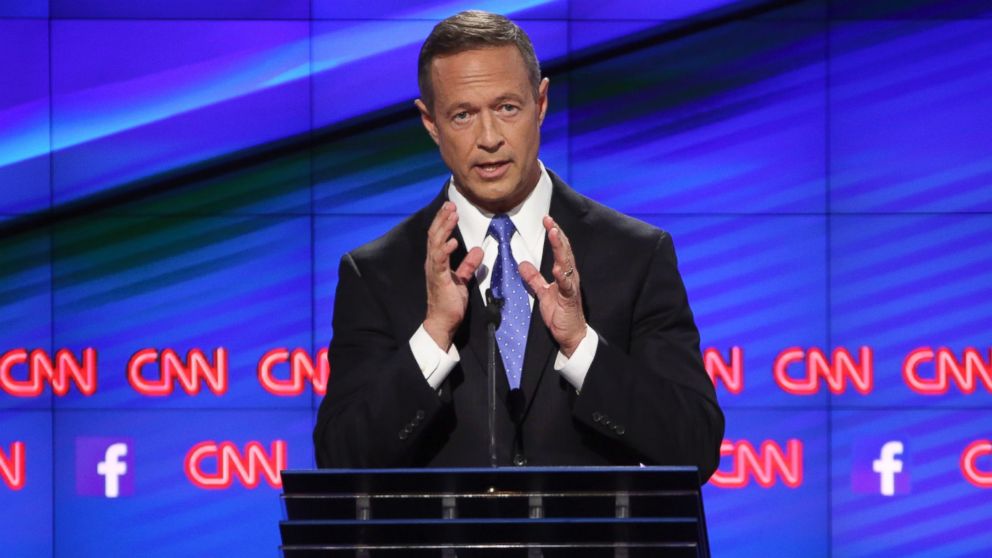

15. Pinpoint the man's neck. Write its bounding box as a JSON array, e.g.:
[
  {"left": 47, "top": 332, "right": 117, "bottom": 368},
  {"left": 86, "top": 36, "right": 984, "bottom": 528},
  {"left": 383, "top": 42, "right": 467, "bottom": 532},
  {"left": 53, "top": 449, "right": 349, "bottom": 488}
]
[{"left": 447, "top": 161, "right": 553, "bottom": 253}]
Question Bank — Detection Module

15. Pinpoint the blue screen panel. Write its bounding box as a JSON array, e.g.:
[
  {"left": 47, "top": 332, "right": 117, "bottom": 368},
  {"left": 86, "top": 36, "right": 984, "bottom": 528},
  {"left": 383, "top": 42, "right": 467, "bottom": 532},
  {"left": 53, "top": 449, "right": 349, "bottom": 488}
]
[
  {"left": 313, "top": 0, "right": 567, "bottom": 20},
  {"left": 832, "top": 409, "right": 992, "bottom": 557},
  {"left": 570, "top": 0, "right": 826, "bottom": 19},
  {"left": 570, "top": 20, "right": 826, "bottom": 214},
  {"left": 51, "top": 21, "right": 310, "bottom": 211},
  {"left": 0, "top": 229, "right": 52, "bottom": 410},
  {"left": 312, "top": 19, "right": 437, "bottom": 128},
  {"left": 831, "top": 0, "right": 992, "bottom": 19},
  {"left": 50, "top": 0, "right": 308, "bottom": 19},
  {"left": 0, "top": 20, "right": 49, "bottom": 219},
  {"left": 313, "top": 118, "right": 448, "bottom": 214},
  {"left": 655, "top": 216, "right": 828, "bottom": 408},
  {"left": 831, "top": 215, "right": 992, "bottom": 408},
  {"left": 0, "top": 0, "right": 46, "bottom": 17},
  {"left": 52, "top": 217, "right": 313, "bottom": 409},
  {"left": 568, "top": 20, "right": 662, "bottom": 53},
  {"left": 830, "top": 21, "right": 992, "bottom": 212},
  {"left": 0, "top": 411, "right": 53, "bottom": 558},
  {"left": 540, "top": 79, "right": 571, "bottom": 184},
  {"left": 703, "top": 408, "right": 829, "bottom": 558},
  {"left": 571, "top": 0, "right": 744, "bottom": 19},
  {"left": 53, "top": 409, "right": 313, "bottom": 558}
]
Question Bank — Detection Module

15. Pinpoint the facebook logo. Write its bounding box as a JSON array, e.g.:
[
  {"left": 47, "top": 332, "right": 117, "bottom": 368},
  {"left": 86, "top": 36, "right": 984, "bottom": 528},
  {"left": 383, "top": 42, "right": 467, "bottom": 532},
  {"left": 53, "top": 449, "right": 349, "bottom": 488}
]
[
  {"left": 76, "top": 437, "right": 134, "bottom": 498},
  {"left": 852, "top": 439, "right": 910, "bottom": 496}
]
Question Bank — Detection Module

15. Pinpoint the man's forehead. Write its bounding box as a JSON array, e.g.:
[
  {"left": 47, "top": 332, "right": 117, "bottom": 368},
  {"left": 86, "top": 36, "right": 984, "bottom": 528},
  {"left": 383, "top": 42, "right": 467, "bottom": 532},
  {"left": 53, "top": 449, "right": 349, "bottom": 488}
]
[
  {"left": 430, "top": 46, "right": 531, "bottom": 103},
  {"left": 430, "top": 44, "right": 527, "bottom": 77}
]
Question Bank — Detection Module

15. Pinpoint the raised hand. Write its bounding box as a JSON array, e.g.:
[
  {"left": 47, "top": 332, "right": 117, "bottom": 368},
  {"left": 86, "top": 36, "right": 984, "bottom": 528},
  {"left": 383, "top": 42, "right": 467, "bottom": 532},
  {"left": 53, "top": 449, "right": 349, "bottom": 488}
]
[
  {"left": 423, "top": 202, "right": 484, "bottom": 350},
  {"left": 518, "top": 216, "right": 587, "bottom": 357}
]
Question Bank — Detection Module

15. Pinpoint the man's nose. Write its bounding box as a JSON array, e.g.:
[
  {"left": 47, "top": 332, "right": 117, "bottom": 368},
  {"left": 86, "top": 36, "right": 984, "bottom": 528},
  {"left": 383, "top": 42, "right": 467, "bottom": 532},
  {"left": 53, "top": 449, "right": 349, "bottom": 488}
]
[{"left": 476, "top": 112, "right": 504, "bottom": 152}]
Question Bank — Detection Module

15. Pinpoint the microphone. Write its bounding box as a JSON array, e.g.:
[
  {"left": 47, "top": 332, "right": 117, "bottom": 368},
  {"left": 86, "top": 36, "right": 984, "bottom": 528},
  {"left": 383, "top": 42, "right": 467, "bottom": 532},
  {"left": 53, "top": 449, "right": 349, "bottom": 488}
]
[
  {"left": 484, "top": 288, "right": 503, "bottom": 468},
  {"left": 485, "top": 288, "right": 502, "bottom": 327}
]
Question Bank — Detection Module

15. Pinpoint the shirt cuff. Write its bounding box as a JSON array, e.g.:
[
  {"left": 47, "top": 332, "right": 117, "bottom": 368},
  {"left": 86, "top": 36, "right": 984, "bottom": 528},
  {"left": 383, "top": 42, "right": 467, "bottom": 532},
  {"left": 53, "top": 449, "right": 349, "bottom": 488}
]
[
  {"left": 409, "top": 324, "right": 460, "bottom": 390},
  {"left": 554, "top": 325, "right": 599, "bottom": 392}
]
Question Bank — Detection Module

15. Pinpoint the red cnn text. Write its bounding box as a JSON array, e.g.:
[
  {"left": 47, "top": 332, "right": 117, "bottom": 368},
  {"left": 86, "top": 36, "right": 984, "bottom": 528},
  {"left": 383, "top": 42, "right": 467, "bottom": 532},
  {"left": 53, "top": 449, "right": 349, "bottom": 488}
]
[
  {"left": 903, "top": 347, "right": 992, "bottom": 395},
  {"left": 704, "top": 347, "right": 743, "bottom": 394},
  {"left": 961, "top": 440, "right": 992, "bottom": 488},
  {"left": 184, "top": 440, "right": 286, "bottom": 489},
  {"left": 710, "top": 439, "right": 803, "bottom": 489},
  {"left": 1, "top": 441, "right": 25, "bottom": 490},
  {"left": 0, "top": 348, "right": 97, "bottom": 397},
  {"left": 128, "top": 348, "right": 228, "bottom": 396},
  {"left": 257, "top": 348, "right": 329, "bottom": 396},
  {"left": 774, "top": 347, "right": 873, "bottom": 395}
]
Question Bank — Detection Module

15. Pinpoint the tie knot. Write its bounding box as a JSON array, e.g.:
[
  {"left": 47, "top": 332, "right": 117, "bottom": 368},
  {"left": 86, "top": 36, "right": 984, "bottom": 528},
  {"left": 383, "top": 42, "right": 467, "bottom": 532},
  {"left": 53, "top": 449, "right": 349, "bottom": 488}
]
[{"left": 487, "top": 214, "right": 516, "bottom": 243}]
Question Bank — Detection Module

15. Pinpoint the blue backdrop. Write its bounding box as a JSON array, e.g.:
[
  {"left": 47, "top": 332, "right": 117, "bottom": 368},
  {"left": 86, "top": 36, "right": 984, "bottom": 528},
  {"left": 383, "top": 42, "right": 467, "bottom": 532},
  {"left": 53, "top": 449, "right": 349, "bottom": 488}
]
[{"left": 2, "top": 1, "right": 991, "bottom": 556}]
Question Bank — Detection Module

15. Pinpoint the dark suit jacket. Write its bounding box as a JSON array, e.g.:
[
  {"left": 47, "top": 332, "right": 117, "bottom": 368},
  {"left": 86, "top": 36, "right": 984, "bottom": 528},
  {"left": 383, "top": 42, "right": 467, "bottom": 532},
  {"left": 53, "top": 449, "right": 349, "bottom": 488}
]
[{"left": 314, "top": 170, "right": 724, "bottom": 482}]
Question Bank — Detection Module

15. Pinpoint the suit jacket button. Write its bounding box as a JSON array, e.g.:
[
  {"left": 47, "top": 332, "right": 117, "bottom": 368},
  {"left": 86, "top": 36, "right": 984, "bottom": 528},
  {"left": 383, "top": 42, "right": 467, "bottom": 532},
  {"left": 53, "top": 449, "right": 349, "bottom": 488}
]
[
  {"left": 615, "top": 425, "right": 626, "bottom": 436},
  {"left": 603, "top": 418, "right": 612, "bottom": 427},
  {"left": 415, "top": 410, "right": 425, "bottom": 421},
  {"left": 592, "top": 412, "right": 603, "bottom": 423},
  {"left": 398, "top": 431, "right": 408, "bottom": 440},
  {"left": 513, "top": 454, "right": 527, "bottom": 466}
]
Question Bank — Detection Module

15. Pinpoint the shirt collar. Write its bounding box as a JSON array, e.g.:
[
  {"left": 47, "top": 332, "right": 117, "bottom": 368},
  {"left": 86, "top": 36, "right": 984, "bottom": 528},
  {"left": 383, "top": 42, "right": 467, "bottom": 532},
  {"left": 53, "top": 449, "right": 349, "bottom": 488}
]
[{"left": 447, "top": 161, "right": 552, "bottom": 257}]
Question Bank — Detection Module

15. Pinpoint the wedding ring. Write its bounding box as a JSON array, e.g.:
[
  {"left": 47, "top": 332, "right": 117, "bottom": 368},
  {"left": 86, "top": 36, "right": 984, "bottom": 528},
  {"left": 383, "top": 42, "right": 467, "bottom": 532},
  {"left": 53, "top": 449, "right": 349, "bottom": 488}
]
[{"left": 563, "top": 266, "right": 575, "bottom": 278}]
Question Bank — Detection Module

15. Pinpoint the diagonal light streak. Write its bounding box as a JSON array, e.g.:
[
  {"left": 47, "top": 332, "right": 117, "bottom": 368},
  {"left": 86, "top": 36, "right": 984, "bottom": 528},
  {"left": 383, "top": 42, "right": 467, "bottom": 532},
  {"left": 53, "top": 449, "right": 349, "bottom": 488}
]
[{"left": 0, "top": 0, "right": 555, "bottom": 170}]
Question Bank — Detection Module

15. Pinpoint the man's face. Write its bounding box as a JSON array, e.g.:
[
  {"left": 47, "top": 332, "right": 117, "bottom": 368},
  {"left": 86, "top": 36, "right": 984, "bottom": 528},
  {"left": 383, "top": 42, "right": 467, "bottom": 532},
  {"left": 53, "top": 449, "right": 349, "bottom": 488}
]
[{"left": 416, "top": 45, "right": 549, "bottom": 214}]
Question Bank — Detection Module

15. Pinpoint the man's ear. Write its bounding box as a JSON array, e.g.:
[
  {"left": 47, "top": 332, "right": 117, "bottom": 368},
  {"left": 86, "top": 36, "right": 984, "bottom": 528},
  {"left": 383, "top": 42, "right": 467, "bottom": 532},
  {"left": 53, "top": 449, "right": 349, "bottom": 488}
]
[
  {"left": 536, "top": 77, "right": 550, "bottom": 126},
  {"left": 415, "top": 99, "right": 440, "bottom": 146}
]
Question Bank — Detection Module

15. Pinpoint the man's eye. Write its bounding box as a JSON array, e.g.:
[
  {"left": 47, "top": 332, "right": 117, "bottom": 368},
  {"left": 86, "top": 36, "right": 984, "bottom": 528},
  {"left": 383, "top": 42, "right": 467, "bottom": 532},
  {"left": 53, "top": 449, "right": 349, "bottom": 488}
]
[
  {"left": 499, "top": 104, "right": 519, "bottom": 113},
  {"left": 453, "top": 112, "right": 469, "bottom": 121}
]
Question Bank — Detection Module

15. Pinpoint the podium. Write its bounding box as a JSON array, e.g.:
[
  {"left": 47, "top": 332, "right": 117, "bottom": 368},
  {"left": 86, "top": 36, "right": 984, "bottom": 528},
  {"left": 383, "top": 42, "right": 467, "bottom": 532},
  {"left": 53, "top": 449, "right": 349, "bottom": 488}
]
[{"left": 278, "top": 467, "right": 711, "bottom": 557}]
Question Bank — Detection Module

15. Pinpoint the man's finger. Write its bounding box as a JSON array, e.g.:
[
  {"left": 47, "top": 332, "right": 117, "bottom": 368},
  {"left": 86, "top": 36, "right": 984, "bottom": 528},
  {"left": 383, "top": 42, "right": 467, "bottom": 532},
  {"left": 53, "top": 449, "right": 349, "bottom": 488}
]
[
  {"left": 428, "top": 203, "right": 457, "bottom": 252},
  {"left": 427, "top": 201, "right": 453, "bottom": 239},
  {"left": 435, "top": 207, "right": 459, "bottom": 249},
  {"left": 444, "top": 237, "right": 459, "bottom": 255},
  {"left": 453, "top": 246, "right": 484, "bottom": 283},
  {"left": 431, "top": 238, "right": 457, "bottom": 275},
  {"left": 519, "top": 261, "right": 550, "bottom": 300},
  {"left": 544, "top": 216, "right": 573, "bottom": 274},
  {"left": 552, "top": 261, "right": 576, "bottom": 297},
  {"left": 428, "top": 205, "right": 459, "bottom": 274}
]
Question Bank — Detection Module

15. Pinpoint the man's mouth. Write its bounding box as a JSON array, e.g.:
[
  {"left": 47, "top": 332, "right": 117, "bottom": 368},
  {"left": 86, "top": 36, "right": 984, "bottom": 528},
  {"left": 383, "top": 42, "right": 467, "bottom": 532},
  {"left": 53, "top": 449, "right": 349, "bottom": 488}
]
[{"left": 474, "top": 160, "right": 510, "bottom": 179}]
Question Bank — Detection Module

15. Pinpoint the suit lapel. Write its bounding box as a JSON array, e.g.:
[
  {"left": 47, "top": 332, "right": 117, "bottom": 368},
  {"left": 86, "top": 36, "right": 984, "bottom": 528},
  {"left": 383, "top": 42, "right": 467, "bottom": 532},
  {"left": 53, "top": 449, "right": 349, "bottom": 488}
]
[{"left": 518, "top": 172, "right": 591, "bottom": 410}]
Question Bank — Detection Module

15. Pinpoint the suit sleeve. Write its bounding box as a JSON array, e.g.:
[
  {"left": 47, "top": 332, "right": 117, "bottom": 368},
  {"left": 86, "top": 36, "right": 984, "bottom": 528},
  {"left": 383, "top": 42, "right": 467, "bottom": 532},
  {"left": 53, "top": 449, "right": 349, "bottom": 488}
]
[
  {"left": 313, "top": 252, "right": 444, "bottom": 468},
  {"left": 572, "top": 232, "right": 725, "bottom": 483}
]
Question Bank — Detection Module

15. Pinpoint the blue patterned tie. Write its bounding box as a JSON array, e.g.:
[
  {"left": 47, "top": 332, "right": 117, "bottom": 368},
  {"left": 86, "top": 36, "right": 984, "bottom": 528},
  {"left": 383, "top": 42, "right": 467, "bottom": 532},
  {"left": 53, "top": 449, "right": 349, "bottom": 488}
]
[{"left": 488, "top": 215, "right": 531, "bottom": 390}]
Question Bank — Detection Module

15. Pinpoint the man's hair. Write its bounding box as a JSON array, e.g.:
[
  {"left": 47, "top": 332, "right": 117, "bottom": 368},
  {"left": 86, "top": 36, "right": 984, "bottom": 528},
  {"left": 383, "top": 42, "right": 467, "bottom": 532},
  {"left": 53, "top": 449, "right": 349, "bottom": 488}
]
[{"left": 417, "top": 10, "right": 542, "bottom": 114}]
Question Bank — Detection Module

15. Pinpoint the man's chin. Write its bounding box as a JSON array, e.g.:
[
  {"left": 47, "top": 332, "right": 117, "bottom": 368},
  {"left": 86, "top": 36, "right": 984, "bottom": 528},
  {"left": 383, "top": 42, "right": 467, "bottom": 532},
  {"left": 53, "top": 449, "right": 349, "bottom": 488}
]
[{"left": 470, "top": 191, "right": 519, "bottom": 214}]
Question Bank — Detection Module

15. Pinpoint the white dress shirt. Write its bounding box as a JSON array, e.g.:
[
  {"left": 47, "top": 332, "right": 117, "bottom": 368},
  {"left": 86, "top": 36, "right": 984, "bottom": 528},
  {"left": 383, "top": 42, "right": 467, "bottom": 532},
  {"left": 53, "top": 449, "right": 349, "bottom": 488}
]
[{"left": 409, "top": 162, "right": 598, "bottom": 391}]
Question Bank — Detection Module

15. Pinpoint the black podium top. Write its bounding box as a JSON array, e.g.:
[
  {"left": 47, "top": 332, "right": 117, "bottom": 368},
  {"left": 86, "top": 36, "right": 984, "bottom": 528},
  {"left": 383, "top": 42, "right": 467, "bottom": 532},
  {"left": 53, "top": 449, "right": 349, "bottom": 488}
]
[
  {"left": 279, "top": 467, "right": 710, "bottom": 558},
  {"left": 283, "top": 466, "right": 700, "bottom": 494}
]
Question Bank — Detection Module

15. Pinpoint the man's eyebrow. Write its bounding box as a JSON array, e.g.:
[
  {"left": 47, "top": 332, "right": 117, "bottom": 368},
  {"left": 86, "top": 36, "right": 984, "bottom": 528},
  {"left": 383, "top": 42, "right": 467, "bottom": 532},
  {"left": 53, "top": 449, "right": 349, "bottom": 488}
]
[
  {"left": 493, "top": 93, "right": 526, "bottom": 104},
  {"left": 444, "top": 101, "right": 476, "bottom": 115}
]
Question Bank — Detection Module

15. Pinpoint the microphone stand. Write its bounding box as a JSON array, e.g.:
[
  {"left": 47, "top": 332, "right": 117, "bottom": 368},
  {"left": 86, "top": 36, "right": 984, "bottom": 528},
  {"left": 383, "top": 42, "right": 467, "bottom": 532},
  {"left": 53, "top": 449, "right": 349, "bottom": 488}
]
[{"left": 484, "top": 288, "right": 503, "bottom": 468}]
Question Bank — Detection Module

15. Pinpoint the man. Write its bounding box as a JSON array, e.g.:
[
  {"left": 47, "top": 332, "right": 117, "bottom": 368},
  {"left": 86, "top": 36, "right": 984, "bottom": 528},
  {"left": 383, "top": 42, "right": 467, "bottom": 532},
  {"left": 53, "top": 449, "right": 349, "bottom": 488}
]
[{"left": 314, "top": 11, "right": 723, "bottom": 482}]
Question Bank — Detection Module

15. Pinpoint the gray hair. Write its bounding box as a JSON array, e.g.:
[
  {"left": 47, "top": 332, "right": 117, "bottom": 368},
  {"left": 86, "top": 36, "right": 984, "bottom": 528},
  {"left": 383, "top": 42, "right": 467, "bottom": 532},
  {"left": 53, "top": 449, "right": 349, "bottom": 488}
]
[{"left": 417, "top": 10, "right": 542, "bottom": 113}]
